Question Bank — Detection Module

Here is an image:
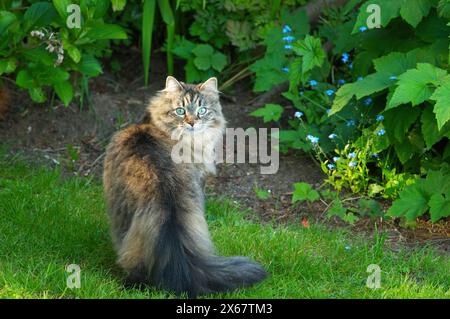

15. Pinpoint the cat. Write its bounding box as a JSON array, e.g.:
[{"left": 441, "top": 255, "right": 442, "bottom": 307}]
[{"left": 103, "top": 76, "right": 267, "bottom": 297}]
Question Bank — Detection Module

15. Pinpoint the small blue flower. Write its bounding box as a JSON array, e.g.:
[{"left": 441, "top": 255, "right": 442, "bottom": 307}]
[
  {"left": 282, "top": 35, "right": 295, "bottom": 42},
  {"left": 284, "top": 44, "right": 293, "bottom": 49},
  {"left": 325, "top": 89, "right": 335, "bottom": 96},
  {"left": 341, "top": 52, "right": 350, "bottom": 63},
  {"left": 363, "top": 97, "right": 373, "bottom": 106},
  {"left": 329, "top": 133, "right": 337, "bottom": 139},
  {"left": 327, "top": 164, "right": 335, "bottom": 170},
  {"left": 377, "top": 129, "right": 386, "bottom": 136},
  {"left": 309, "top": 80, "right": 318, "bottom": 87},
  {"left": 345, "top": 245, "right": 351, "bottom": 251},
  {"left": 389, "top": 75, "right": 397, "bottom": 80},
  {"left": 294, "top": 111, "right": 303, "bottom": 118},
  {"left": 346, "top": 119, "right": 356, "bottom": 127},
  {"left": 376, "top": 115, "right": 384, "bottom": 121},
  {"left": 281, "top": 67, "right": 289, "bottom": 72},
  {"left": 326, "top": 108, "right": 332, "bottom": 114},
  {"left": 348, "top": 152, "right": 357, "bottom": 158},
  {"left": 306, "top": 134, "right": 319, "bottom": 144},
  {"left": 348, "top": 63, "right": 353, "bottom": 69},
  {"left": 299, "top": 90, "right": 304, "bottom": 96},
  {"left": 282, "top": 25, "right": 292, "bottom": 33},
  {"left": 359, "top": 26, "right": 368, "bottom": 32},
  {"left": 333, "top": 156, "right": 340, "bottom": 162},
  {"left": 348, "top": 161, "right": 357, "bottom": 167},
  {"left": 338, "top": 79, "right": 346, "bottom": 85},
  {"left": 357, "top": 76, "right": 363, "bottom": 81},
  {"left": 371, "top": 153, "right": 379, "bottom": 158}
]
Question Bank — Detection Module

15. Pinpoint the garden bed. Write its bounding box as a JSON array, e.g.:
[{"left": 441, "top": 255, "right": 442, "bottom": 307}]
[{"left": 0, "top": 50, "right": 448, "bottom": 253}]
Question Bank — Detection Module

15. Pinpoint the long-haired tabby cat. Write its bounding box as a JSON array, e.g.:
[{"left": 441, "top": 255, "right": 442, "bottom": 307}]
[{"left": 103, "top": 76, "right": 267, "bottom": 297}]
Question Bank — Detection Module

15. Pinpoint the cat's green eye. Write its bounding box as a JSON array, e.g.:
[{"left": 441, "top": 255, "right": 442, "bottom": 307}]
[
  {"left": 197, "top": 107, "right": 207, "bottom": 117},
  {"left": 175, "top": 108, "right": 185, "bottom": 116}
]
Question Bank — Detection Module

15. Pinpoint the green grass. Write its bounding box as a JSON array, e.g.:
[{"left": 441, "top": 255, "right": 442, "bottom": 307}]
[{"left": 0, "top": 150, "right": 448, "bottom": 299}]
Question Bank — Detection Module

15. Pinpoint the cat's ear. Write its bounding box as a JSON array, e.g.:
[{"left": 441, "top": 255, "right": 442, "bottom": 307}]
[
  {"left": 199, "top": 77, "right": 218, "bottom": 92},
  {"left": 164, "top": 76, "right": 183, "bottom": 92}
]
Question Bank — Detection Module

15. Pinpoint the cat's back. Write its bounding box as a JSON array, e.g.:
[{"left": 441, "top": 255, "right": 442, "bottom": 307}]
[{"left": 103, "top": 123, "right": 173, "bottom": 204}]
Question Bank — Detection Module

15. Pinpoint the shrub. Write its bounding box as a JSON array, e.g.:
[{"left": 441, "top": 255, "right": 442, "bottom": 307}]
[
  {"left": 250, "top": 0, "right": 450, "bottom": 222},
  {"left": 0, "top": 0, "right": 127, "bottom": 106}
]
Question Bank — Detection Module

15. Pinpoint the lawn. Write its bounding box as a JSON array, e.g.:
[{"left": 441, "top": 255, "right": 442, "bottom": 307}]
[{"left": 0, "top": 150, "right": 448, "bottom": 299}]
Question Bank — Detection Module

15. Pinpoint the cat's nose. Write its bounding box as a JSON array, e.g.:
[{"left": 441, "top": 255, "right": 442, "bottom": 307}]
[{"left": 185, "top": 117, "right": 195, "bottom": 127}]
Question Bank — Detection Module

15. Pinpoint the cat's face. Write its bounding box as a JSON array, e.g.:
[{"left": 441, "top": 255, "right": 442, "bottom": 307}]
[{"left": 149, "top": 76, "right": 225, "bottom": 139}]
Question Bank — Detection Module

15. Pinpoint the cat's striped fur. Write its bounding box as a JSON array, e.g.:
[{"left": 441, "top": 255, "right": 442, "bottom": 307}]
[{"left": 103, "top": 77, "right": 267, "bottom": 297}]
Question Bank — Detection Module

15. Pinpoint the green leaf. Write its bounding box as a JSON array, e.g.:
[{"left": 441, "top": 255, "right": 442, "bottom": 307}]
[
  {"left": 193, "top": 56, "right": 211, "bottom": 71},
  {"left": 24, "top": 2, "right": 57, "bottom": 31},
  {"left": 387, "top": 180, "right": 430, "bottom": 221},
  {"left": 211, "top": 52, "right": 227, "bottom": 72},
  {"left": 184, "top": 59, "right": 202, "bottom": 83},
  {"left": 52, "top": 0, "right": 72, "bottom": 20},
  {"left": 250, "top": 104, "right": 284, "bottom": 123},
  {"left": 394, "top": 140, "right": 416, "bottom": 164},
  {"left": 142, "top": 0, "right": 156, "bottom": 86},
  {"left": 54, "top": 81, "right": 74, "bottom": 107},
  {"left": 383, "top": 105, "right": 421, "bottom": 142},
  {"left": 172, "top": 37, "right": 195, "bottom": 59},
  {"left": 421, "top": 106, "right": 442, "bottom": 149},
  {"left": 192, "top": 44, "right": 214, "bottom": 57},
  {"left": 373, "top": 51, "right": 420, "bottom": 76},
  {"left": 430, "top": 80, "right": 450, "bottom": 130},
  {"left": 399, "top": 0, "right": 432, "bottom": 28},
  {"left": 342, "top": 213, "right": 359, "bottom": 224},
  {"left": 16, "top": 70, "right": 36, "bottom": 89},
  {"left": 358, "top": 198, "right": 383, "bottom": 217},
  {"left": 80, "top": 23, "right": 127, "bottom": 42},
  {"left": 250, "top": 54, "right": 287, "bottom": 92},
  {"left": 330, "top": 48, "right": 424, "bottom": 113},
  {"left": 255, "top": 188, "right": 270, "bottom": 200},
  {"left": 157, "top": 0, "right": 174, "bottom": 25},
  {"left": 0, "top": 11, "right": 17, "bottom": 35},
  {"left": 437, "top": 0, "right": 450, "bottom": 19},
  {"left": 77, "top": 55, "right": 102, "bottom": 77},
  {"left": 28, "top": 87, "right": 46, "bottom": 103},
  {"left": 428, "top": 193, "right": 450, "bottom": 222},
  {"left": 249, "top": 25, "right": 288, "bottom": 92},
  {"left": 0, "top": 58, "right": 16, "bottom": 75},
  {"left": 192, "top": 44, "right": 217, "bottom": 71},
  {"left": 330, "top": 73, "right": 391, "bottom": 115},
  {"left": 352, "top": 0, "right": 402, "bottom": 34},
  {"left": 388, "top": 63, "right": 448, "bottom": 109},
  {"left": 111, "top": 0, "right": 127, "bottom": 11},
  {"left": 292, "top": 182, "right": 320, "bottom": 203},
  {"left": 66, "top": 45, "right": 81, "bottom": 63},
  {"left": 280, "top": 7, "right": 310, "bottom": 37},
  {"left": 292, "top": 35, "right": 325, "bottom": 73},
  {"left": 327, "top": 201, "right": 347, "bottom": 218}
]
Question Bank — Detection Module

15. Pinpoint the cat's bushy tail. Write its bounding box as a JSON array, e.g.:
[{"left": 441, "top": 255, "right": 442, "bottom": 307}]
[{"left": 125, "top": 183, "right": 268, "bottom": 297}]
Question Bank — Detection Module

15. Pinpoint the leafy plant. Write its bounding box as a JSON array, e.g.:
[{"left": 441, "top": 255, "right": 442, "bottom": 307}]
[
  {"left": 172, "top": 37, "right": 227, "bottom": 82},
  {"left": 0, "top": 0, "right": 127, "bottom": 106},
  {"left": 250, "top": 0, "right": 450, "bottom": 223},
  {"left": 387, "top": 168, "right": 450, "bottom": 222},
  {"left": 292, "top": 182, "right": 320, "bottom": 203},
  {"left": 255, "top": 187, "right": 271, "bottom": 200},
  {"left": 250, "top": 103, "right": 284, "bottom": 123}
]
